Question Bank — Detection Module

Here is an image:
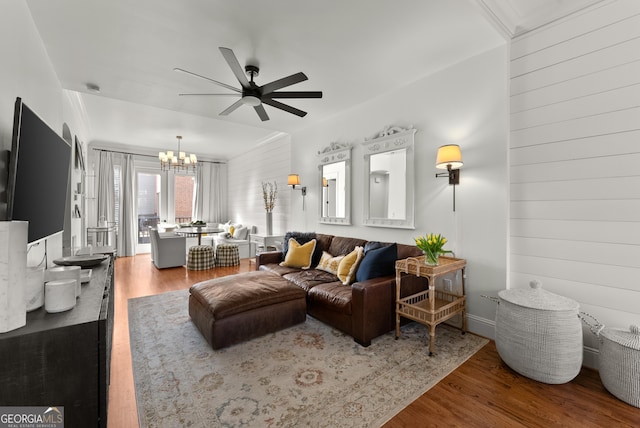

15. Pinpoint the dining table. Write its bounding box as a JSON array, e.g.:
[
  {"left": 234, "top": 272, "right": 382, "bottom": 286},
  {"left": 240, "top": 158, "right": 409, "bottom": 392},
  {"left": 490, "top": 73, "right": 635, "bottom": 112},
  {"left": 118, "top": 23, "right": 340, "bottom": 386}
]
[{"left": 174, "top": 227, "right": 222, "bottom": 245}]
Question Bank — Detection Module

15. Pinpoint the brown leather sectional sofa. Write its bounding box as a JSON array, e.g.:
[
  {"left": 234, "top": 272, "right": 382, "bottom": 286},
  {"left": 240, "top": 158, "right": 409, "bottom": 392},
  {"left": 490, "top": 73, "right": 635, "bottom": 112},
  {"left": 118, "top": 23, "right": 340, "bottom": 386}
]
[{"left": 256, "top": 233, "right": 424, "bottom": 346}]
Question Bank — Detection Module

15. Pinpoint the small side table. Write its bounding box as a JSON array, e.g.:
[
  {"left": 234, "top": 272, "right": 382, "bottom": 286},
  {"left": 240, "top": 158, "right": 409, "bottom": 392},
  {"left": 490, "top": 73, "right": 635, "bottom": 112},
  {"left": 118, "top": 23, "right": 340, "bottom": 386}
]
[
  {"left": 250, "top": 234, "right": 284, "bottom": 255},
  {"left": 395, "top": 256, "right": 467, "bottom": 356}
]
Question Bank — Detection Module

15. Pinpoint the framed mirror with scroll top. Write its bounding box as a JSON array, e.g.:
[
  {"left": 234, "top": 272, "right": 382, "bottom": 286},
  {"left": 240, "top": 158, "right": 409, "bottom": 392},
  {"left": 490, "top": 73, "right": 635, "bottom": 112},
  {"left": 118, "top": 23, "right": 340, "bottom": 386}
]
[
  {"left": 362, "top": 126, "right": 416, "bottom": 229},
  {"left": 318, "top": 142, "right": 351, "bottom": 225}
]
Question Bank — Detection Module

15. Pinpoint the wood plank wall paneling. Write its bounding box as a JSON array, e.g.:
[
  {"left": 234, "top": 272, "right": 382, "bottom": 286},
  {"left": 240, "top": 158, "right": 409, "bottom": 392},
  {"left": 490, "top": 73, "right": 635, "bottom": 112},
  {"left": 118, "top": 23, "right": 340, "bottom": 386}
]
[
  {"left": 226, "top": 135, "right": 291, "bottom": 235},
  {"left": 508, "top": 0, "right": 640, "bottom": 345}
]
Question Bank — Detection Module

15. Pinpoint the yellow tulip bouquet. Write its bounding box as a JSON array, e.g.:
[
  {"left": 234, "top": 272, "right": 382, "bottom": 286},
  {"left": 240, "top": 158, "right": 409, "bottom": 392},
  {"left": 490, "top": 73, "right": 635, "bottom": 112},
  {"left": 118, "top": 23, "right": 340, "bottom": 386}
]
[{"left": 414, "top": 233, "right": 452, "bottom": 265}]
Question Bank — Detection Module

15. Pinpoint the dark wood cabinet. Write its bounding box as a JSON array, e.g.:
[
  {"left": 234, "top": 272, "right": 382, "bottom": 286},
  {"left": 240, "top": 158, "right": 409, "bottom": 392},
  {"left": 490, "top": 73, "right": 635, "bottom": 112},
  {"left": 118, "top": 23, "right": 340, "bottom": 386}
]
[{"left": 0, "top": 256, "right": 114, "bottom": 428}]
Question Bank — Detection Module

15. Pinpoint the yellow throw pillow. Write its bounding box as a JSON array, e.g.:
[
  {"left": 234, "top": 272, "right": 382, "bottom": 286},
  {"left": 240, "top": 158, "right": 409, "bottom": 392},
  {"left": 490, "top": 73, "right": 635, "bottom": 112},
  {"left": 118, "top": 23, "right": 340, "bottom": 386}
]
[
  {"left": 280, "top": 238, "right": 317, "bottom": 269},
  {"left": 337, "top": 246, "right": 364, "bottom": 285},
  {"left": 229, "top": 225, "right": 235, "bottom": 236},
  {"left": 317, "top": 251, "right": 344, "bottom": 276}
]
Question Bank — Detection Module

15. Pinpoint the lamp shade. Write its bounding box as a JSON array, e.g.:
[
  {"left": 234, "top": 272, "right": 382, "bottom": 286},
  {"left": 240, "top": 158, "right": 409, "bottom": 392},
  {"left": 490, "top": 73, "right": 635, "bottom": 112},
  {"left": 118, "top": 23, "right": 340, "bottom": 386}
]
[
  {"left": 435, "top": 144, "right": 463, "bottom": 170},
  {"left": 288, "top": 174, "right": 301, "bottom": 186}
]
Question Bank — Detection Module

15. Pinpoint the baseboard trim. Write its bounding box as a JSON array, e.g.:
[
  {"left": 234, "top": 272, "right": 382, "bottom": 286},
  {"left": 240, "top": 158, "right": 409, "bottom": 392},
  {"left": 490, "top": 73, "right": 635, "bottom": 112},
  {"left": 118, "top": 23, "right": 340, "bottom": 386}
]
[
  {"left": 466, "top": 314, "right": 495, "bottom": 340},
  {"left": 583, "top": 345, "right": 599, "bottom": 370}
]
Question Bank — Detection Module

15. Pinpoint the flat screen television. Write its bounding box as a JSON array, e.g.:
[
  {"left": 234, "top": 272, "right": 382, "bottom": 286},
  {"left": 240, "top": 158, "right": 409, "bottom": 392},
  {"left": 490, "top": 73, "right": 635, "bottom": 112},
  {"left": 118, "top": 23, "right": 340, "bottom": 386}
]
[{"left": 6, "top": 97, "right": 71, "bottom": 244}]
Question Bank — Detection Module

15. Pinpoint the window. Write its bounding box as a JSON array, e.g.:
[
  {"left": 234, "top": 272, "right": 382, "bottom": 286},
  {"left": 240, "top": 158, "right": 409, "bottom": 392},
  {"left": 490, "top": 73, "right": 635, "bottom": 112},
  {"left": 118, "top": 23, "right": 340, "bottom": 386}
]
[{"left": 174, "top": 174, "right": 195, "bottom": 224}]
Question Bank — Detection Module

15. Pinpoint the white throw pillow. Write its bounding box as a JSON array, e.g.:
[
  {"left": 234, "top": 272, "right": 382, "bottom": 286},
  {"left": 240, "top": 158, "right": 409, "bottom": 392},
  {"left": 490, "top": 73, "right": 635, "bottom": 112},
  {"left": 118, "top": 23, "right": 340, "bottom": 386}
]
[{"left": 233, "top": 226, "right": 248, "bottom": 240}]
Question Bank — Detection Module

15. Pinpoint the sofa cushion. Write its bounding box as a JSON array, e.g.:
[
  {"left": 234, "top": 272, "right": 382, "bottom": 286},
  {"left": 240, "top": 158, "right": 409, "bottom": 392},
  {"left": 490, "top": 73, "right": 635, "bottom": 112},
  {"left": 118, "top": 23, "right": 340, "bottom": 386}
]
[
  {"left": 307, "top": 282, "right": 352, "bottom": 315},
  {"left": 315, "top": 234, "right": 334, "bottom": 255},
  {"left": 356, "top": 243, "right": 398, "bottom": 282},
  {"left": 328, "top": 236, "right": 367, "bottom": 257},
  {"left": 280, "top": 238, "right": 316, "bottom": 269},
  {"left": 259, "top": 263, "right": 301, "bottom": 277},
  {"left": 337, "top": 246, "right": 364, "bottom": 285},
  {"left": 317, "top": 251, "right": 344, "bottom": 275},
  {"left": 283, "top": 269, "right": 339, "bottom": 292},
  {"left": 397, "top": 243, "right": 424, "bottom": 260}
]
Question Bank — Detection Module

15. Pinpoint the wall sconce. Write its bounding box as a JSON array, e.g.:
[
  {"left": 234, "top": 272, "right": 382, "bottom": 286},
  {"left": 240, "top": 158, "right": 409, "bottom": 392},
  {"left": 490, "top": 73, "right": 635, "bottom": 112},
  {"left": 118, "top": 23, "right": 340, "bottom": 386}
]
[
  {"left": 322, "top": 177, "right": 328, "bottom": 188},
  {"left": 288, "top": 174, "right": 307, "bottom": 209},
  {"left": 435, "top": 144, "right": 463, "bottom": 211}
]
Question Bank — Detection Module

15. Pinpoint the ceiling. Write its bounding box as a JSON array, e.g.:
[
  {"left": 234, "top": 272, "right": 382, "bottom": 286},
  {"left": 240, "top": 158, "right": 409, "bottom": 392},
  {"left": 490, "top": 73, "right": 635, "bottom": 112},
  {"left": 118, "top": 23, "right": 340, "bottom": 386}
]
[{"left": 25, "top": 0, "right": 600, "bottom": 160}]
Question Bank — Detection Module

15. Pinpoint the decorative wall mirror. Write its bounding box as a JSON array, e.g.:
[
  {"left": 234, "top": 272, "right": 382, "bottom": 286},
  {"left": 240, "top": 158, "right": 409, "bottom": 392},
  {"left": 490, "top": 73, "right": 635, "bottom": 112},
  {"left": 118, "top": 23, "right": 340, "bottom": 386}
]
[
  {"left": 318, "top": 142, "right": 351, "bottom": 225},
  {"left": 362, "top": 126, "right": 416, "bottom": 229}
]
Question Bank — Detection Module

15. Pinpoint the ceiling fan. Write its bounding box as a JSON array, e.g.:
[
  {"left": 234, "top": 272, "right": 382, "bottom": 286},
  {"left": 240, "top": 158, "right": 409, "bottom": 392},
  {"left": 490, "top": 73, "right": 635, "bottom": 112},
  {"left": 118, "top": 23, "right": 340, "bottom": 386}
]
[{"left": 175, "top": 47, "right": 322, "bottom": 121}]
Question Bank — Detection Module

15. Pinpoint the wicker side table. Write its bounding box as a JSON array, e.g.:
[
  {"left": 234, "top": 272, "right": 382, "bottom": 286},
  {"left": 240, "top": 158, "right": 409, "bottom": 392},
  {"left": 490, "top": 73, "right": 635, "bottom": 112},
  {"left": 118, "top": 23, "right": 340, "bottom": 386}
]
[{"left": 395, "top": 256, "right": 467, "bottom": 356}]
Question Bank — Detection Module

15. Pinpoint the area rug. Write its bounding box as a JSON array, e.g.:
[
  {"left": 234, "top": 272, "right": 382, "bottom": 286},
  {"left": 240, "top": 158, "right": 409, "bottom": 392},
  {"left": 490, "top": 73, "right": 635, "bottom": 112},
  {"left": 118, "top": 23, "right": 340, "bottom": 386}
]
[{"left": 129, "top": 290, "right": 488, "bottom": 428}]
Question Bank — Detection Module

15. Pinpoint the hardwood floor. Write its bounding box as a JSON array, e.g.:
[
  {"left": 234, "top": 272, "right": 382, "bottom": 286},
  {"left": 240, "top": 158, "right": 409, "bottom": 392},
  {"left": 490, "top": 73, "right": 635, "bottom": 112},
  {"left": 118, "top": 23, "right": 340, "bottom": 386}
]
[{"left": 108, "top": 254, "right": 640, "bottom": 427}]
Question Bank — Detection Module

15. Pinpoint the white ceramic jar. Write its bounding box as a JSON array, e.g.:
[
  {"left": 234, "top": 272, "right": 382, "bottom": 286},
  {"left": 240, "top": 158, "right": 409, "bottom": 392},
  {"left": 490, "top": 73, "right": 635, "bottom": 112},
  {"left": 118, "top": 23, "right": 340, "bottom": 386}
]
[
  {"left": 47, "top": 265, "right": 81, "bottom": 298},
  {"left": 44, "top": 279, "right": 76, "bottom": 313}
]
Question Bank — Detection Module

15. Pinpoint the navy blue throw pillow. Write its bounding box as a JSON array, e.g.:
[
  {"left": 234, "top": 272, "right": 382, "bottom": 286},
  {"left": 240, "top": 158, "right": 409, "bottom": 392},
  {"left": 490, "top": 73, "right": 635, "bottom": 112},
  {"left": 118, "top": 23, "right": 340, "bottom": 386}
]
[
  {"left": 363, "top": 241, "right": 391, "bottom": 254},
  {"left": 356, "top": 243, "right": 397, "bottom": 282}
]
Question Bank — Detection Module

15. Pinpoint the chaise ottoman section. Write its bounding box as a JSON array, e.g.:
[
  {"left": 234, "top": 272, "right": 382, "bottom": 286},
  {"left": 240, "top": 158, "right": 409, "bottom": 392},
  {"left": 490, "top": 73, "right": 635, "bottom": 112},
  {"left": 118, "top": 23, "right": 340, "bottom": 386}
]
[{"left": 189, "top": 270, "right": 307, "bottom": 349}]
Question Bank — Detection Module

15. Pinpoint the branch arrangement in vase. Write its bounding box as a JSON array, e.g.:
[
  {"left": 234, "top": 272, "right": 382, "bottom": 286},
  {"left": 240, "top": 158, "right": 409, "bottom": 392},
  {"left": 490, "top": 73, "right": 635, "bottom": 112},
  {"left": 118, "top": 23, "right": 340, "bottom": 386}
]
[{"left": 262, "top": 181, "right": 278, "bottom": 213}]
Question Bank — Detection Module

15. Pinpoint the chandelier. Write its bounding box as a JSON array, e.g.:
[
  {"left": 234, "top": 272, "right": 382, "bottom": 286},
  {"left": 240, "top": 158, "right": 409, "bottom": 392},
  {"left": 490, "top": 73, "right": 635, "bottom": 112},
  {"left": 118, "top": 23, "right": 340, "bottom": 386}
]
[{"left": 159, "top": 135, "right": 197, "bottom": 172}]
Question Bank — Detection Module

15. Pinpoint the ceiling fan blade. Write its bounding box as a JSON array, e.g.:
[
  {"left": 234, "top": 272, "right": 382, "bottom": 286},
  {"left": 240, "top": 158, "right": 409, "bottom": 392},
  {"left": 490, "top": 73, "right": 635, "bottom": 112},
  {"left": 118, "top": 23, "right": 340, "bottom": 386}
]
[
  {"left": 174, "top": 68, "right": 240, "bottom": 93},
  {"left": 263, "top": 91, "right": 323, "bottom": 99},
  {"left": 254, "top": 104, "right": 269, "bottom": 121},
  {"left": 219, "top": 99, "right": 245, "bottom": 116},
  {"left": 178, "top": 93, "right": 241, "bottom": 96},
  {"left": 219, "top": 47, "right": 250, "bottom": 89},
  {"left": 261, "top": 72, "right": 308, "bottom": 95},
  {"left": 262, "top": 98, "right": 307, "bottom": 117}
]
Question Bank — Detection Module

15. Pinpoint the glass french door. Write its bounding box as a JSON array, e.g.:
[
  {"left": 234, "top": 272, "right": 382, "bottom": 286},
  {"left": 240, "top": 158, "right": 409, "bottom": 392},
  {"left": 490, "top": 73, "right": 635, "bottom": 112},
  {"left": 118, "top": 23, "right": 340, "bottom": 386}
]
[
  {"left": 135, "top": 171, "right": 161, "bottom": 254},
  {"left": 133, "top": 169, "right": 195, "bottom": 254}
]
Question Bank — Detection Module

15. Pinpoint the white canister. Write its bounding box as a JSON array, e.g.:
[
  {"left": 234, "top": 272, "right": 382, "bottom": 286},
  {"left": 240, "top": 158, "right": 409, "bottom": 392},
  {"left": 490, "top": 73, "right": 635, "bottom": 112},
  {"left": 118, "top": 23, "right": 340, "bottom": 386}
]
[
  {"left": 47, "top": 266, "right": 82, "bottom": 298},
  {"left": 26, "top": 266, "right": 45, "bottom": 311},
  {"left": 44, "top": 279, "right": 76, "bottom": 313}
]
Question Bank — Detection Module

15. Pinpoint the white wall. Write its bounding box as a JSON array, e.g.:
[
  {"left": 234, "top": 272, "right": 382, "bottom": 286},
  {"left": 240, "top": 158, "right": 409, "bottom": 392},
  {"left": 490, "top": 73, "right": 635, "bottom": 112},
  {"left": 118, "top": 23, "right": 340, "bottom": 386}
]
[
  {"left": 0, "top": 1, "right": 65, "bottom": 266},
  {"left": 0, "top": 3, "right": 90, "bottom": 262},
  {"left": 287, "top": 46, "right": 509, "bottom": 337},
  {"left": 508, "top": 0, "right": 640, "bottom": 367},
  {"left": 227, "top": 133, "right": 292, "bottom": 237}
]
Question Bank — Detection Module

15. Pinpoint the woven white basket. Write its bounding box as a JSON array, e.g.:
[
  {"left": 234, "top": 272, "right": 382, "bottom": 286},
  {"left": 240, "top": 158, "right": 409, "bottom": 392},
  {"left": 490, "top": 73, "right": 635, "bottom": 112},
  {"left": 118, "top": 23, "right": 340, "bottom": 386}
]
[
  {"left": 489, "top": 281, "right": 582, "bottom": 384},
  {"left": 580, "top": 313, "right": 640, "bottom": 408}
]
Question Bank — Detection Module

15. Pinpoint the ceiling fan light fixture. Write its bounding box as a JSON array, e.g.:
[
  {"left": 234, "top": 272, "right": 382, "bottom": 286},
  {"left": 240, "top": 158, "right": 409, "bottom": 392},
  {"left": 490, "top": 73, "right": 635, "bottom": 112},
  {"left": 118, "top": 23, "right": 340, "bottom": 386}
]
[
  {"left": 241, "top": 95, "right": 262, "bottom": 107},
  {"left": 176, "top": 47, "right": 321, "bottom": 121}
]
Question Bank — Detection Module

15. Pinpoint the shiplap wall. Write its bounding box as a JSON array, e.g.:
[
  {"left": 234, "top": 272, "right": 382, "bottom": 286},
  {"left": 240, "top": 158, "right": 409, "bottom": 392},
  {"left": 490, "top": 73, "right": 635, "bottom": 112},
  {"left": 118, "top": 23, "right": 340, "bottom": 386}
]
[
  {"left": 227, "top": 134, "right": 292, "bottom": 235},
  {"left": 509, "top": 0, "right": 640, "bottom": 356}
]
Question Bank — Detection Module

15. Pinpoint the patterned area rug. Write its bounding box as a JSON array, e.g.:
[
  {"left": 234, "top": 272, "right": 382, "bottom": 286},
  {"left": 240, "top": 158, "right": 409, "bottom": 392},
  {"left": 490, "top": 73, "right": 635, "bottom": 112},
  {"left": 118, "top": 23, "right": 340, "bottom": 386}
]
[{"left": 129, "top": 290, "right": 488, "bottom": 428}]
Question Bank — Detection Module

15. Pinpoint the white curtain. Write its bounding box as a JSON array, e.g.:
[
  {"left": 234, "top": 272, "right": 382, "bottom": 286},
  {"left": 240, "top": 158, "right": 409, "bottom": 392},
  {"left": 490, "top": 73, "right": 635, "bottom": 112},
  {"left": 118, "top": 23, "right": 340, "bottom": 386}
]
[
  {"left": 211, "top": 163, "right": 227, "bottom": 222},
  {"left": 96, "top": 151, "right": 114, "bottom": 225},
  {"left": 119, "top": 154, "right": 136, "bottom": 256},
  {"left": 193, "top": 162, "right": 205, "bottom": 221},
  {"left": 193, "top": 162, "right": 227, "bottom": 223}
]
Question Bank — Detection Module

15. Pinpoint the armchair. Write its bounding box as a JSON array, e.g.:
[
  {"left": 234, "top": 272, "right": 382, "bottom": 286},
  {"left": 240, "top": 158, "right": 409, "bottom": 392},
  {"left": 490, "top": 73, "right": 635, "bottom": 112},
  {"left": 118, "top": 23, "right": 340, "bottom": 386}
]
[{"left": 149, "top": 227, "right": 186, "bottom": 269}]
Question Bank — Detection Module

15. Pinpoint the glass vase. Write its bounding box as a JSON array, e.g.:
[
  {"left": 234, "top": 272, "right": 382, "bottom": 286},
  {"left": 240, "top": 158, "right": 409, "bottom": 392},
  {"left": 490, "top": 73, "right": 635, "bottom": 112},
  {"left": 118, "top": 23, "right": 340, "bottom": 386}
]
[{"left": 423, "top": 251, "right": 439, "bottom": 266}]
